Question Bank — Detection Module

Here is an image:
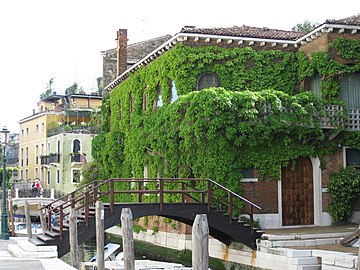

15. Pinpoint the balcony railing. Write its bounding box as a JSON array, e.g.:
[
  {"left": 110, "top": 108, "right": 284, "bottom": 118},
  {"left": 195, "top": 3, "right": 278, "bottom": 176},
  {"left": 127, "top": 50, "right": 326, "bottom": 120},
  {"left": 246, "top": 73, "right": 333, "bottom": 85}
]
[
  {"left": 71, "top": 153, "right": 84, "bottom": 163},
  {"left": 321, "top": 105, "right": 360, "bottom": 131},
  {"left": 41, "top": 154, "right": 61, "bottom": 165},
  {"left": 47, "top": 125, "right": 99, "bottom": 137}
]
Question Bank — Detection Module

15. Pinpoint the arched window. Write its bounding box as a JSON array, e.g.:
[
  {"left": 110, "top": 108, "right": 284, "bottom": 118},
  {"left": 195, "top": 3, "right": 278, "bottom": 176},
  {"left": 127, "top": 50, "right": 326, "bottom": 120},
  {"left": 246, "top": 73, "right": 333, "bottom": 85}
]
[
  {"left": 196, "top": 72, "right": 220, "bottom": 90},
  {"left": 170, "top": 81, "right": 178, "bottom": 103},
  {"left": 73, "top": 139, "right": 81, "bottom": 154}
]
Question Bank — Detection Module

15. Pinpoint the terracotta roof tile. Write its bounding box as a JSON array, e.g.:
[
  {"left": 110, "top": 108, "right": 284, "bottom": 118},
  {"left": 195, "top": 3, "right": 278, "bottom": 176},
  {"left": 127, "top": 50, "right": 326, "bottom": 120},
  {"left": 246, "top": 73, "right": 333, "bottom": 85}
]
[
  {"left": 324, "top": 14, "right": 360, "bottom": 26},
  {"left": 180, "top": 25, "right": 304, "bottom": 41}
]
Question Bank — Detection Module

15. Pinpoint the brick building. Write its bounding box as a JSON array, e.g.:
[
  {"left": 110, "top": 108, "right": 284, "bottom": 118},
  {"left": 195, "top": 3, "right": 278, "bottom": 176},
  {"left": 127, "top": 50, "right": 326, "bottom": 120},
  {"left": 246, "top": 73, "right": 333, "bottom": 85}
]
[{"left": 100, "top": 15, "right": 360, "bottom": 229}]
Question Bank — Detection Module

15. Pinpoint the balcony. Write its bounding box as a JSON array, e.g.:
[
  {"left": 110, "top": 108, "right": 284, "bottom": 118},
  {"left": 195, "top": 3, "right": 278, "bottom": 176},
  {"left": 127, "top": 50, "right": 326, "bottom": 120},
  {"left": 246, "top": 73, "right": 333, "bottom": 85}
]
[
  {"left": 47, "top": 124, "right": 99, "bottom": 137},
  {"left": 40, "top": 153, "right": 61, "bottom": 165},
  {"left": 321, "top": 105, "right": 360, "bottom": 131},
  {"left": 70, "top": 153, "right": 85, "bottom": 163}
]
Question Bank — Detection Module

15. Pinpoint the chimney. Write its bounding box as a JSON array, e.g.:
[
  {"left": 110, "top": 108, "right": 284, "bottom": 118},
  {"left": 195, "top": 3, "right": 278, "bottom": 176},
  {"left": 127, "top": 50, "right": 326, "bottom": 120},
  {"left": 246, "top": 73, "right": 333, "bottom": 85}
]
[{"left": 116, "top": 29, "right": 128, "bottom": 76}]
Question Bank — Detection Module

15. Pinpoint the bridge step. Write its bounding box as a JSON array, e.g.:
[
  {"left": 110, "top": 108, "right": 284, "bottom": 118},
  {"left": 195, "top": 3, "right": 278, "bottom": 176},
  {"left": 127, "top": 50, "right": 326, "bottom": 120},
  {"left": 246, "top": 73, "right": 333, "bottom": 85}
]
[
  {"left": 29, "top": 237, "right": 46, "bottom": 246},
  {"left": 37, "top": 233, "right": 56, "bottom": 242},
  {"left": 45, "top": 230, "right": 60, "bottom": 238}
]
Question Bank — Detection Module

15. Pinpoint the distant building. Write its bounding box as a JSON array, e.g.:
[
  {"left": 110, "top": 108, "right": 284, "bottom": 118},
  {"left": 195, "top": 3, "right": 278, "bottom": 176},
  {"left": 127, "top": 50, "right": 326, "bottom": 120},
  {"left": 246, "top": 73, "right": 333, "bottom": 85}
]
[
  {"left": 101, "top": 30, "right": 172, "bottom": 92},
  {"left": 18, "top": 92, "right": 102, "bottom": 193}
]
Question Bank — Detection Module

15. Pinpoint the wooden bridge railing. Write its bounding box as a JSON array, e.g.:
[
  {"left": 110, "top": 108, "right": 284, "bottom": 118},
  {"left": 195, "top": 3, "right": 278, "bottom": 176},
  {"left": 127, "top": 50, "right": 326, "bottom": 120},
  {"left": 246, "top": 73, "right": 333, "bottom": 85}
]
[{"left": 40, "top": 178, "right": 261, "bottom": 240}]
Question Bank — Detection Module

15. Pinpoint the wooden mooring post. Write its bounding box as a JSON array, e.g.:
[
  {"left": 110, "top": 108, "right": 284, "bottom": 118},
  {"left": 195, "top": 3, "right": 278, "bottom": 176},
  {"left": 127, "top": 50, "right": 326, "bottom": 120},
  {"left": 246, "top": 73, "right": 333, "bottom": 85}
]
[
  {"left": 69, "top": 207, "right": 79, "bottom": 269},
  {"left": 192, "top": 214, "right": 209, "bottom": 270},
  {"left": 24, "top": 201, "right": 32, "bottom": 238},
  {"left": 38, "top": 202, "right": 47, "bottom": 232},
  {"left": 96, "top": 200, "right": 105, "bottom": 270},
  {"left": 121, "top": 208, "right": 135, "bottom": 270}
]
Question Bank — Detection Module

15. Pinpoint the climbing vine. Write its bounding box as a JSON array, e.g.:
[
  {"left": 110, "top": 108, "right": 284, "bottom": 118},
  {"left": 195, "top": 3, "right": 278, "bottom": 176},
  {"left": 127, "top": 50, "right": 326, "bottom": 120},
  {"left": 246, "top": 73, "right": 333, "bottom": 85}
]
[
  {"left": 328, "top": 166, "right": 360, "bottom": 222},
  {"left": 92, "top": 37, "right": 360, "bottom": 202}
]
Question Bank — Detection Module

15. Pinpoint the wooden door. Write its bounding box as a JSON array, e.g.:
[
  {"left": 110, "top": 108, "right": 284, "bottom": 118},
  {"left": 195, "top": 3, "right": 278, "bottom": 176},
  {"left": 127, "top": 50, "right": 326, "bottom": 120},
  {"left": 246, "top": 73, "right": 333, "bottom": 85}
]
[{"left": 281, "top": 157, "right": 314, "bottom": 226}]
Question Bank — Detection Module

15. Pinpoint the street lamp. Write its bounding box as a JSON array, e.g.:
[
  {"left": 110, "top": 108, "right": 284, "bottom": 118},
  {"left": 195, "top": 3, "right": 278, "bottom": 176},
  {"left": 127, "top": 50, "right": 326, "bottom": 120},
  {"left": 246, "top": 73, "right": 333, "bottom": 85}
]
[{"left": 0, "top": 126, "right": 10, "bottom": 240}]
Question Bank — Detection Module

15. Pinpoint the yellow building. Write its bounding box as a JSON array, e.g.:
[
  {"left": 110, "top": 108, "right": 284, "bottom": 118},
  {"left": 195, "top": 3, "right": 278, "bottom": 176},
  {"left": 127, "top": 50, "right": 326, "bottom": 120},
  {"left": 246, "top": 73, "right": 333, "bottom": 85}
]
[{"left": 18, "top": 92, "right": 102, "bottom": 189}]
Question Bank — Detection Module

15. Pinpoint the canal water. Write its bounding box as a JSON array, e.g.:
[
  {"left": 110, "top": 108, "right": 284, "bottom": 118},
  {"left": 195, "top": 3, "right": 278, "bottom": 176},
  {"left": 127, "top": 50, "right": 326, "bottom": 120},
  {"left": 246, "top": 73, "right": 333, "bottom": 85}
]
[{"left": 60, "top": 235, "right": 148, "bottom": 265}]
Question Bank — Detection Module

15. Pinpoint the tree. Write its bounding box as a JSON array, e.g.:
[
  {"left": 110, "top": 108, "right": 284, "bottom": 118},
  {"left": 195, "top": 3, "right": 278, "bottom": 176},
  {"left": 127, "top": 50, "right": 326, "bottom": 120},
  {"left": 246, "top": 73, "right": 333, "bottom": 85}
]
[
  {"left": 292, "top": 20, "right": 319, "bottom": 32},
  {"left": 39, "top": 78, "right": 55, "bottom": 100},
  {"left": 80, "top": 161, "right": 101, "bottom": 187},
  {"left": 65, "top": 82, "right": 80, "bottom": 95}
]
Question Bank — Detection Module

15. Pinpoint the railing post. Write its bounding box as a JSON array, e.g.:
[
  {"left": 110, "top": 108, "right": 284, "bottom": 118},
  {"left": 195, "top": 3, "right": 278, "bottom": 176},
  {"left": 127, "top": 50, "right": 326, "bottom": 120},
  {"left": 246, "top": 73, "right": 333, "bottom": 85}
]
[
  {"left": 228, "top": 193, "right": 233, "bottom": 224},
  {"left": 93, "top": 180, "right": 98, "bottom": 204},
  {"left": 110, "top": 179, "right": 114, "bottom": 213},
  {"left": 47, "top": 205, "right": 52, "bottom": 231},
  {"left": 250, "top": 205, "right": 254, "bottom": 234},
  {"left": 159, "top": 179, "right": 164, "bottom": 212},
  {"left": 180, "top": 182, "right": 185, "bottom": 203},
  {"left": 207, "top": 180, "right": 211, "bottom": 212},
  {"left": 85, "top": 191, "right": 89, "bottom": 228},
  {"left": 138, "top": 181, "right": 142, "bottom": 203},
  {"left": 59, "top": 204, "right": 64, "bottom": 240}
]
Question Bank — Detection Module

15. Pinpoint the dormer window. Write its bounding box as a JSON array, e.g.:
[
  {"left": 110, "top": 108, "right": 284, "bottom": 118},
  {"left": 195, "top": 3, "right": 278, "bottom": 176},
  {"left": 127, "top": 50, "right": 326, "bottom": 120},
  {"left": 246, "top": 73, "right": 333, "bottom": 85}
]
[{"left": 197, "top": 72, "right": 220, "bottom": 90}]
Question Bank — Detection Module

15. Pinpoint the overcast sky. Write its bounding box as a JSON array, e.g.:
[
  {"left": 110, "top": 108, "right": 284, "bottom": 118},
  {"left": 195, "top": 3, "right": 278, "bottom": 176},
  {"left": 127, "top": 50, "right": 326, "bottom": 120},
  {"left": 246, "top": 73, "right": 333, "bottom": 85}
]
[{"left": 0, "top": 0, "right": 358, "bottom": 132}]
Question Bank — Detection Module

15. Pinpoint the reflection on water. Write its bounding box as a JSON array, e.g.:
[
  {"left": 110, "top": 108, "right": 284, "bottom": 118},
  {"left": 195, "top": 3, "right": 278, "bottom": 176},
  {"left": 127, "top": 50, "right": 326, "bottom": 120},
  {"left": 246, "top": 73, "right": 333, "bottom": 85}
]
[{"left": 61, "top": 237, "right": 99, "bottom": 264}]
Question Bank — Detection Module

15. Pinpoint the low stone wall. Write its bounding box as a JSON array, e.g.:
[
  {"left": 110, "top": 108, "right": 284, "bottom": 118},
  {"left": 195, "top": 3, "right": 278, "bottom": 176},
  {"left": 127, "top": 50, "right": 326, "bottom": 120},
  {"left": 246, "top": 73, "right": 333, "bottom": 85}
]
[{"left": 106, "top": 226, "right": 359, "bottom": 270}]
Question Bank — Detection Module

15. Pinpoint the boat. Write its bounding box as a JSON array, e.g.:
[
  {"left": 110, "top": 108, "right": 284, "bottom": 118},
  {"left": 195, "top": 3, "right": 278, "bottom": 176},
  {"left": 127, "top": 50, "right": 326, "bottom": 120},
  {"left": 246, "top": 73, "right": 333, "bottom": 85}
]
[
  {"left": 82, "top": 243, "right": 186, "bottom": 270},
  {"left": 14, "top": 222, "right": 43, "bottom": 237}
]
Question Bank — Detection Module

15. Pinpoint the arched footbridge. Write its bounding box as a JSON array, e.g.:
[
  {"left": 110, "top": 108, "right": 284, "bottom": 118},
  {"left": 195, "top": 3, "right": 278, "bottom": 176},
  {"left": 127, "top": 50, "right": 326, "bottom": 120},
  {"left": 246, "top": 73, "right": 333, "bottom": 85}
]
[{"left": 31, "top": 178, "right": 263, "bottom": 257}]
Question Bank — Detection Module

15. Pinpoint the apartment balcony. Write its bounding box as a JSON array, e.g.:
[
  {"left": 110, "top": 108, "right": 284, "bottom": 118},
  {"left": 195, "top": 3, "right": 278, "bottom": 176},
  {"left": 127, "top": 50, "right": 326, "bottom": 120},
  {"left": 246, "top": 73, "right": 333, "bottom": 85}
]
[
  {"left": 40, "top": 153, "right": 61, "bottom": 165},
  {"left": 70, "top": 153, "right": 85, "bottom": 163},
  {"left": 47, "top": 124, "right": 99, "bottom": 137}
]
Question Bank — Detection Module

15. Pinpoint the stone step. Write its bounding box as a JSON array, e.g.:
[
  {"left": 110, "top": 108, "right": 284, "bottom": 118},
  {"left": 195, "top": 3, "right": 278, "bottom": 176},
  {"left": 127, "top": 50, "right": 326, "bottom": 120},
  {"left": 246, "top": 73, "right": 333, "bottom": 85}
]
[
  {"left": 17, "top": 240, "right": 57, "bottom": 252},
  {"left": 257, "top": 237, "right": 343, "bottom": 248},
  {"left": 262, "top": 232, "right": 351, "bottom": 241},
  {"left": 8, "top": 243, "right": 58, "bottom": 259}
]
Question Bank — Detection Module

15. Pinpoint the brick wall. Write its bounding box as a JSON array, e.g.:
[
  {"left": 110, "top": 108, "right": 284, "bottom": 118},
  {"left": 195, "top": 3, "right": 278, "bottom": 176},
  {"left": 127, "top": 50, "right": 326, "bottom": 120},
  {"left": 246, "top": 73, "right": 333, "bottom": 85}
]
[
  {"left": 241, "top": 179, "right": 278, "bottom": 214},
  {"left": 321, "top": 149, "right": 343, "bottom": 211}
]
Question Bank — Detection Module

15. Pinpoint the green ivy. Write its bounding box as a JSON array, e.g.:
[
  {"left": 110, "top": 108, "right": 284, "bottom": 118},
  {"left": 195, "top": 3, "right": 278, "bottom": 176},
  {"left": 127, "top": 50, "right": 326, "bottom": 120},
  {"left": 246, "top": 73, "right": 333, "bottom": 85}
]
[
  {"left": 92, "top": 38, "right": 360, "bottom": 205},
  {"left": 328, "top": 166, "right": 360, "bottom": 222}
]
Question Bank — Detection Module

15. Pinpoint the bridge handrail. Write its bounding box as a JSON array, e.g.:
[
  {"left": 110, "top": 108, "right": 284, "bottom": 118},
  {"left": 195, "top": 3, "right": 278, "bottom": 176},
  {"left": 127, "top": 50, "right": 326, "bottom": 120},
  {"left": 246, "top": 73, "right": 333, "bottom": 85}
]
[
  {"left": 208, "top": 179, "right": 261, "bottom": 210},
  {"left": 40, "top": 177, "right": 261, "bottom": 238}
]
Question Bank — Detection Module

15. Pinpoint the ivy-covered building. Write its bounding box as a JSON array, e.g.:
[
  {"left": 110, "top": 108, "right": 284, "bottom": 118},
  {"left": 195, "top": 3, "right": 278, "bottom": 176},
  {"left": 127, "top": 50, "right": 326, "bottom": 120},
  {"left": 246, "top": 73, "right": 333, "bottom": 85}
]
[{"left": 95, "top": 15, "right": 360, "bottom": 229}]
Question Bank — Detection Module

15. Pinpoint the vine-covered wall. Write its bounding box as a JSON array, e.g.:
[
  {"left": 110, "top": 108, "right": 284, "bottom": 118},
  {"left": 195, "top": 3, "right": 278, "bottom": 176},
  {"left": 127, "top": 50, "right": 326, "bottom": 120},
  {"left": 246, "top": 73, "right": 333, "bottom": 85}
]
[{"left": 93, "top": 37, "right": 360, "bottom": 198}]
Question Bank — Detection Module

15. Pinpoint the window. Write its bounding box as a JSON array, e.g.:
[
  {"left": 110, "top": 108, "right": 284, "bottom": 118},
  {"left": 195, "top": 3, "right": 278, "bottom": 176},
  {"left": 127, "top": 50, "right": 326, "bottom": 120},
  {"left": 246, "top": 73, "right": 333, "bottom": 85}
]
[
  {"left": 25, "top": 147, "right": 29, "bottom": 166},
  {"left": 21, "top": 148, "right": 24, "bottom": 167},
  {"left": 345, "top": 148, "right": 360, "bottom": 169},
  {"left": 47, "top": 170, "right": 50, "bottom": 185},
  {"left": 72, "top": 169, "right": 81, "bottom": 184},
  {"left": 25, "top": 169, "right": 28, "bottom": 181},
  {"left": 41, "top": 123, "right": 45, "bottom": 132},
  {"left": 340, "top": 73, "right": 360, "bottom": 109},
  {"left": 35, "top": 168, "right": 38, "bottom": 179},
  {"left": 308, "top": 76, "right": 322, "bottom": 97},
  {"left": 129, "top": 94, "right": 134, "bottom": 115},
  {"left": 197, "top": 72, "right": 220, "bottom": 90},
  {"left": 154, "top": 85, "right": 163, "bottom": 108},
  {"left": 56, "top": 170, "right": 60, "bottom": 184},
  {"left": 73, "top": 139, "right": 81, "bottom": 154},
  {"left": 36, "top": 124, "right": 39, "bottom": 133},
  {"left": 143, "top": 94, "right": 147, "bottom": 112},
  {"left": 35, "top": 145, "right": 39, "bottom": 165},
  {"left": 171, "top": 81, "right": 178, "bottom": 103},
  {"left": 20, "top": 170, "right": 23, "bottom": 181},
  {"left": 21, "top": 129, "right": 24, "bottom": 137},
  {"left": 240, "top": 167, "right": 258, "bottom": 182},
  {"left": 26, "top": 128, "right": 29, "bottom": 135},
  {"left": 57, "top": 140, "right": 61, "bottom": 154},
  {"left": 41, "top": 144, "right": 44, "bottom": 156}
]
